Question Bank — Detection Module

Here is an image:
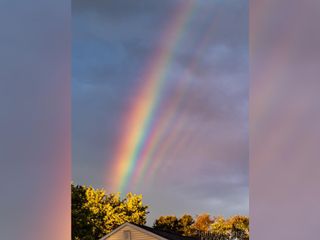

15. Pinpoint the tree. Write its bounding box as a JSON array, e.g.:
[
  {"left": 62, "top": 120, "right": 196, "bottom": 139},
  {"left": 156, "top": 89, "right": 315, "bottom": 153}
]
[
  {"left": 153, "top": 213, "right": 249, "bottom": 240},
  {"left": 178, "top": 214, "right": 195, "bottom": 236},
  {"left": 71, "top": 184, "right": 149, "bottom": 240},
  {"left": 227, "top": 215, "right": 249, "bottom": 240},
  {"left": 210, "top": 215, "right": 249, "bottom": 240},
  {"left": 153, "top": 215, "right": 180, "bottom": 233},
  {"left": 193, "top": 213, "right": 214, "bottom": 232},
  {"left": 210, "top": 216, "right": 231, "bottom": 239},
  {"left": 153, "top": 214, "right": 196, "bottom": 236}
]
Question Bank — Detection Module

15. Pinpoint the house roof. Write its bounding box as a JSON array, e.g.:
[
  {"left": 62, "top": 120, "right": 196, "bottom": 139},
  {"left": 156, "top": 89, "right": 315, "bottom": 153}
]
[
  {"left": 130, "top": 223, "right": 199, "bottom": 240},
  {"left": 100, "top": 222, "right": 199, "bottom": 240}
]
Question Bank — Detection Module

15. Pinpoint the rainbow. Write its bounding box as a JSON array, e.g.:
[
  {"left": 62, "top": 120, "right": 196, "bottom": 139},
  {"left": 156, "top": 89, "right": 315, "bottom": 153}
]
[
  {"left": 109, "top": 1, "right": 195, "bottom": 193},
  {"left": 138, "top": 14, "right": 223, "bottom": 187},
  {"left": 108, "top": 1, "right": 221, "bottom": 194}
]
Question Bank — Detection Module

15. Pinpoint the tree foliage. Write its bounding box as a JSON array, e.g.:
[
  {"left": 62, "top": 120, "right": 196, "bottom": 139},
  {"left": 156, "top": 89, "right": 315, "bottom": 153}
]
[
  {"left": 225, "top": 215, "right": 249, "bottom": 240},
  {"left": 153, "top": 214, "right": 196, "bottom": 236},
  {"left": 154, "top": 213, "right": 249, "bottom": 240},
  {"left": 178, "top": 214, "right": 196, "bottom": 236},
  {"left": 72, "top": 184, "right": 249, "bottom": 240},
  {"left": 193, "top": 213, "right": 214, "bottom": 232},
  {"left": 153, "top": 215, "right": 180, "bottom": 233},
  {"left": 211, "top": 216, "right": 230, "bottom": 239},
  {"left": 71, "top": 184, "right": 149, "bottom": 240}
]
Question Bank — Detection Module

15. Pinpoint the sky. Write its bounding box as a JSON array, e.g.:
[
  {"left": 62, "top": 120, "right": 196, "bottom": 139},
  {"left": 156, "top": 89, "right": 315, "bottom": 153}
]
[{"left": 72, "top": 0, "right": 248, "bottom": 224}]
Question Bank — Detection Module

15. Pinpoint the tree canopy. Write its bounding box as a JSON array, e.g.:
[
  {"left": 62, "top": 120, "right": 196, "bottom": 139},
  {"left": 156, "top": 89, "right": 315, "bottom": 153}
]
[
  {"left": 153, "top": 214, "right": 196, "bottom": 236},
  {"left": 153, "top": 215, "right": 180, "bottom": 233},
  {"left": 71, "top": 184, "right": 149, "bottom": 240},
  {"left": 153, "top": 213, "right": 249, "bottom": 240},
  {"left": 72, "top": 184, "right": 249, "bottom": 240},
  {"left": 193, "top": 213, "right": 214, "bottom": 232}
]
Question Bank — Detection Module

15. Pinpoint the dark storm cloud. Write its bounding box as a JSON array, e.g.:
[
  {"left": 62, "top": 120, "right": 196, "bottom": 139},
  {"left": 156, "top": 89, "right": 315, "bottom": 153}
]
[{"left": 73, "top": 0, "right": 248, "bottom": 222}]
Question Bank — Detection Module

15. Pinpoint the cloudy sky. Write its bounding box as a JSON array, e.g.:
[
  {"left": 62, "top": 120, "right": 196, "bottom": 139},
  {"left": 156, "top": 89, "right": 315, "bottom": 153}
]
[{"left": 72, "top": 0, "right": 248, "bottom": 224}]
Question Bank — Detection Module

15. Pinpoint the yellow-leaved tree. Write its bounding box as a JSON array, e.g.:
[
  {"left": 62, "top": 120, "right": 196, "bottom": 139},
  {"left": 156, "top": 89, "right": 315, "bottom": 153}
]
[{"left": 71, "top": 184, "right": 149, "bottom": 240}]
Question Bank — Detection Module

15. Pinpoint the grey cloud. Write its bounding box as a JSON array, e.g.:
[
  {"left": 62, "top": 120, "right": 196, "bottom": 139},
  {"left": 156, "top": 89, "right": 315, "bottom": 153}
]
[{"left": 72, "top": 0, "right": 249, "bottom": 222}]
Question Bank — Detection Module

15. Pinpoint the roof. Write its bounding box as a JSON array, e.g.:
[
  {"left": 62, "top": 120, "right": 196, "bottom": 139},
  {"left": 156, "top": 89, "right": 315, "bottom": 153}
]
[
  {"left": 131, "top": 223, "right": 199, "bottom": 240},
  {"left": 100, "top": 222, "right": 199, "bottom": 240}
]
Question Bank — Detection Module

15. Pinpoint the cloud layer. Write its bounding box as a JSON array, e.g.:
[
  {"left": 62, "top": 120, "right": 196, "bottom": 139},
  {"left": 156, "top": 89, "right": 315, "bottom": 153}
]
[{"left": 72, "top": 0, "right": 248, "bottom": 223}]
